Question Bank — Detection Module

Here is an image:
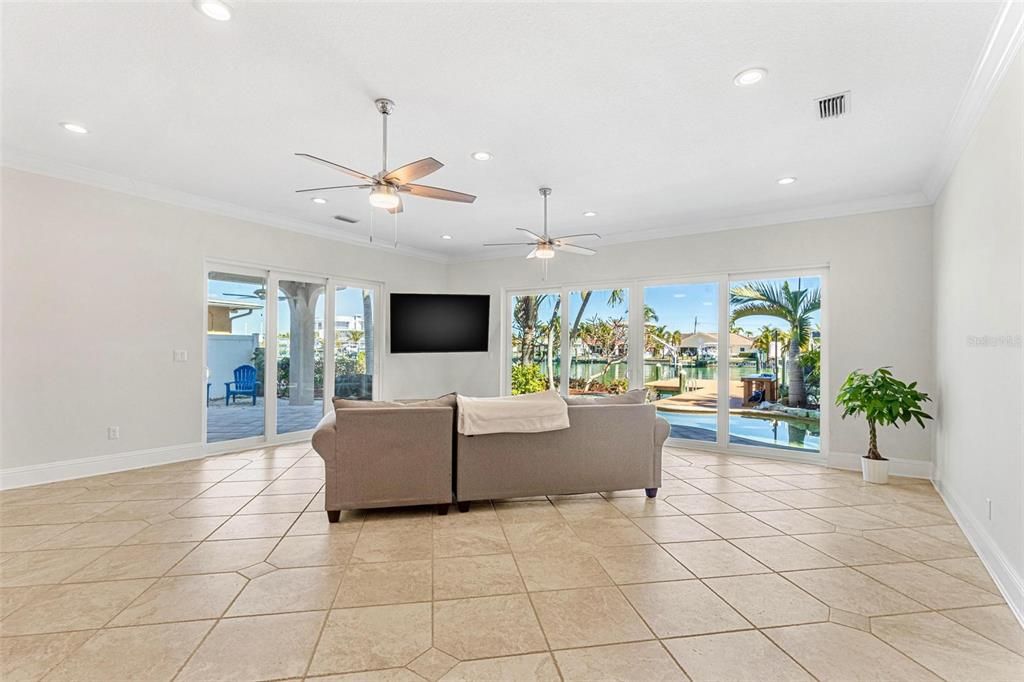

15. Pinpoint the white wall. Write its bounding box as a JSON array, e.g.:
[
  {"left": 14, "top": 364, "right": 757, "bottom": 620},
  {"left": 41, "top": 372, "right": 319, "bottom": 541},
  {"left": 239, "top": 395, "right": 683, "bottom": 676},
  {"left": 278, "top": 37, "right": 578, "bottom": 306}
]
[
  {"left": 932, "top": 48, "right": 1023, "bottom": 617},
  {"left": 445, "top": 206, "right": 936, "bottom": 467},
  {"left": 0, "top": 169, "right": 450, "bottom": 473},
  {"left": 207, "top": 334, "right": 259, "bottom": 400}
]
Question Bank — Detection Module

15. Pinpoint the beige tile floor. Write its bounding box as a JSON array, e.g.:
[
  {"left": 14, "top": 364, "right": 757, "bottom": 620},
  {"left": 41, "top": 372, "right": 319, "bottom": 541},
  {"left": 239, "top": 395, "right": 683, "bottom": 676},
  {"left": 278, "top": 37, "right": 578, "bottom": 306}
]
[{"left": 1, "top": 443, "right": 1022, "bottom": 681}]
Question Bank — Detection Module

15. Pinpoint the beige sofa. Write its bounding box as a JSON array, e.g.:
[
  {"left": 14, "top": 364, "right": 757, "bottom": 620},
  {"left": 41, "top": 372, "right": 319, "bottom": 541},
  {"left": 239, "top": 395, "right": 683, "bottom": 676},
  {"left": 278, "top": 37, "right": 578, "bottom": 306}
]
[
  {"left": 454, "top": 402, "right": 669, "bottom": 511},
  {"left": 312, "top": 405, "right": 454, "bottom": 520},
  {"left": 312, "top": 396, "right": 670, "bottom": 520}
]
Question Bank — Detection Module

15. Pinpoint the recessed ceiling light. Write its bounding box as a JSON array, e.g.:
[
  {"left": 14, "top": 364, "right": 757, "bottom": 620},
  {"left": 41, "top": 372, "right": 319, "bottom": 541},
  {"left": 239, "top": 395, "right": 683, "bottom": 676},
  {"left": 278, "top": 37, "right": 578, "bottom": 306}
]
[
  {"left": 471, "top": 151, "right": 492, "bottom": 161},
  {"left": 733, "top": 68, "right": 767, "bottom": 86},
  {"left": 582, "top": 211, "right": 597, "bottom": 217},
  {"left": 59, "top": 122, "right": 88, "bottom": 134},
  {"left": 194, "top": 0, "right": 232, "bottom": 21},
  {"left": 311, "top": 197, "right": 328, "bottom": 204},
  {"left": 441, "top": 234, "right": 453, "bottom": 240},
  {"left": 777, "top": 176, "right": 797, "bottom": 185}
]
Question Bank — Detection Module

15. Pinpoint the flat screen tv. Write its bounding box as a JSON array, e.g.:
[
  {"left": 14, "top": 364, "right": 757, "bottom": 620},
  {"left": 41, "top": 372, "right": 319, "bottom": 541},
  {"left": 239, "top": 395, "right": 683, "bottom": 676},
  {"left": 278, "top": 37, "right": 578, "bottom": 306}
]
[{"left": 390, "top": 293, "right": 490, "bottom": 353}]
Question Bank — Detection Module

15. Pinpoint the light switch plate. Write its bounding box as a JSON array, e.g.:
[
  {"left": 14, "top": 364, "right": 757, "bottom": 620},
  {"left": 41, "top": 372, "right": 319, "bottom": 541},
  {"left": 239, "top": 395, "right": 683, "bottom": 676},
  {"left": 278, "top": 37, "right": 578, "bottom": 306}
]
[{"left": 173, "top": 350, "right": 188, "bottom": 362}]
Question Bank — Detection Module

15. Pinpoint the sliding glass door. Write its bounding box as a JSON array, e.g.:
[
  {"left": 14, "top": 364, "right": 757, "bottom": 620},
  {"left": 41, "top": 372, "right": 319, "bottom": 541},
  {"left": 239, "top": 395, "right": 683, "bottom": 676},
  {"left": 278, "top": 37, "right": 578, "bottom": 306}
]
[
  {"left": 276, "top": 278, "right": 326, "bottom": 435},
  {"left": 506, "top": 269, "right": 825, "bottom": 457},
  {"left": 205, "top": 271, "right": 268, "bottom": 443},
  {"left": 205, "top": 265, "right": 380, "bottom": 448}
]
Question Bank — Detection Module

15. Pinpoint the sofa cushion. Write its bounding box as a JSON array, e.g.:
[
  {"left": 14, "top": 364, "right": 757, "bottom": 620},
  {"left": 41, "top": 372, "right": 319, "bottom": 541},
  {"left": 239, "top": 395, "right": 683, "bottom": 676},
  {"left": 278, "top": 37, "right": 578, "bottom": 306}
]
[
  {"left": 565, "top": 388, "right": 646, "bottom": 406},
  {"left": 396, "top": 392, "right": 458, "bottom": 408},
  {"left": 333, "top": 392, "right": 457, "bottom": 410}
]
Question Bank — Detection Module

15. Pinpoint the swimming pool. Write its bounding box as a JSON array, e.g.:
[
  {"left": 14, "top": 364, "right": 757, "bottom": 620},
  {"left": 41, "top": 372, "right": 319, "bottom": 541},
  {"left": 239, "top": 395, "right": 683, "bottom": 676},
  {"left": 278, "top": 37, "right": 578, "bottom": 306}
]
[{"left": 658, "top": 410, "right": 820, "bottom": 452}]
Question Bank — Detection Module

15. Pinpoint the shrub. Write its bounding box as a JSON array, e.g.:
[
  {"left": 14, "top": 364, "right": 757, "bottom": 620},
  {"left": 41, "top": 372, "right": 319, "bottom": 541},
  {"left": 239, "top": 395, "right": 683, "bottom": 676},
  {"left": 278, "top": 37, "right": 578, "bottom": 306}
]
[{"left": 511, "top": 364, "right": 547, "bottom": 395}]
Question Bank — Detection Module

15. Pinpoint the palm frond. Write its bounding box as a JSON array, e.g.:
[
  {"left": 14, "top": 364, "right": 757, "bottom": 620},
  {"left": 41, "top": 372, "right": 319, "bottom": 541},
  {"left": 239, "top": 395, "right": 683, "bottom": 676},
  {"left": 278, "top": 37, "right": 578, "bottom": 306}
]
[{"left": 730, "top": 301, "right": 789, "bottom": 323}]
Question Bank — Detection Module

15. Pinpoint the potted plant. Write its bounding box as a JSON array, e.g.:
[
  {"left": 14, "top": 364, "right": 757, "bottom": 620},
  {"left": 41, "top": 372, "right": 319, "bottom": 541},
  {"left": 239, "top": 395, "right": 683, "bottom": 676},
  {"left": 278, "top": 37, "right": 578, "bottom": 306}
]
[{"left": 835, "top": 367, "right": 932, "bottom": 484}]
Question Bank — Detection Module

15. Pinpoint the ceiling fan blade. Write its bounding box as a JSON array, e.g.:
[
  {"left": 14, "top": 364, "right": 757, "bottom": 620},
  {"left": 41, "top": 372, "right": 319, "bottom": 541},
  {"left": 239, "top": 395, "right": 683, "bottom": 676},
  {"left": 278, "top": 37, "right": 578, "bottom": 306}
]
[
  {"left": 384, "top": 157, "right": 443, "bottom": 185},
  {"left": 223, "top": 293, "right": 259, "bottom": 299},
  {"left": 295, "top": 184, "right": 373, "bottom": 193},
  {"left": 552, "top": 232, "right": 602, "bottom": 241},
  {"left": 400, "top": 184, "right": 476, "bottom": 203},
  {"left": 526, "top": 248, "right": 539, "bottom": 259},
  {"left": 295, "top": 153, "right": 376, "bottom": 182},
  {"left": 387, "top": 195, "right": 404, "bottom": 214},
  {"left": 515, "top": 228, "right": 545, "bottom": 241},
  {"left": 483, "top": 242, "right": 538, "bottom": 247},
  {"left": 555, "top": 243, "right": 597, "bottom": 256}
]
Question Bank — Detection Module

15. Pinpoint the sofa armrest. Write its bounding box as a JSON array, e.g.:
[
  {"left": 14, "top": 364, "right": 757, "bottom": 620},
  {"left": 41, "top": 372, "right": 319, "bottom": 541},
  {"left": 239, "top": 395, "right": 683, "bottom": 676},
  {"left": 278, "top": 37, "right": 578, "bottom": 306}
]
[{"left": 312, "top": 410, "right": 336, "bottom": 457}]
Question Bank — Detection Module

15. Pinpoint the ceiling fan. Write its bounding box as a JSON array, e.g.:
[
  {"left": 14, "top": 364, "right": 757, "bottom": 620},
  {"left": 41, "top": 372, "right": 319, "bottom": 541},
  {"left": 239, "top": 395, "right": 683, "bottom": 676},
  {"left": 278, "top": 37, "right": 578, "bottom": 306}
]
[
  {"left": 220, "top": 289, "right": 285, "bottom": 301},
  {"left": 484, "top": 187, "right": 600, "bottom": 260},
  {"left": 294, "top": 98, "right": 476, "bottom": 214}
]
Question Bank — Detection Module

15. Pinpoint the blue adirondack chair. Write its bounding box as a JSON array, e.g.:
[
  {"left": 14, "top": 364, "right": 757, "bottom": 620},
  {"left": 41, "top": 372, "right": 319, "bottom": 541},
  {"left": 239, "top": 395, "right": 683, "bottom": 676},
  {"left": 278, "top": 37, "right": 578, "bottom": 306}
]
[{"left": 225, "top": 364, "right": 260, "bottom": 405}]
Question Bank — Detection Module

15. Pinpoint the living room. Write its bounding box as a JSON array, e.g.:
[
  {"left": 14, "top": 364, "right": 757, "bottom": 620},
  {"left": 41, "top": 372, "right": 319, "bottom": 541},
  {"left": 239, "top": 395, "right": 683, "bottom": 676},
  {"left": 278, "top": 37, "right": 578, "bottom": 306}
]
[{"left": 1, "top": 2, "right": 1022, "bottom": 681}]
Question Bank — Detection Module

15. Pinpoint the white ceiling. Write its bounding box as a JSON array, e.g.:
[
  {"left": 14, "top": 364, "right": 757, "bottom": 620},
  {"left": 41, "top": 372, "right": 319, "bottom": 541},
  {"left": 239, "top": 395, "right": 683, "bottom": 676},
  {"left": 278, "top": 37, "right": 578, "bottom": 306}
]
[{"left": 1, "top": 2, "right": 1006, "bottom": 260}]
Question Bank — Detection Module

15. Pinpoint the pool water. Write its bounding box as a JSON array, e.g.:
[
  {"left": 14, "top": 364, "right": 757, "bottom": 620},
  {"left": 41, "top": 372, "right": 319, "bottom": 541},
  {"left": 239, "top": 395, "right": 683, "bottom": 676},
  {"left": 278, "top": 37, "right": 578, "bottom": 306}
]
[{"left": 658, "top": 410, "right": 820, "bottom": 452}]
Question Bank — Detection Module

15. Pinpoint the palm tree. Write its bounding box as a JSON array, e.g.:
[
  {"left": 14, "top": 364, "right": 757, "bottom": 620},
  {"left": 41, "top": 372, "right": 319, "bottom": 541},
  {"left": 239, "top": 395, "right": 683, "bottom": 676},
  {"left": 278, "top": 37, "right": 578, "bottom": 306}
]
[
  {"left": 362, "top": 291, "right": 374, "bottom": 377},
  {"left": 730, "top": 281, "right": 820, "bottom": 407},
  {"left": 347, "top": 330, "right": 364, "bottom": 347},
  {"left": 513, "top": 294, "right": 549, "bottom": 362},
  {"left": 570, "top": 289, "right": 625, "bottom": 341}
]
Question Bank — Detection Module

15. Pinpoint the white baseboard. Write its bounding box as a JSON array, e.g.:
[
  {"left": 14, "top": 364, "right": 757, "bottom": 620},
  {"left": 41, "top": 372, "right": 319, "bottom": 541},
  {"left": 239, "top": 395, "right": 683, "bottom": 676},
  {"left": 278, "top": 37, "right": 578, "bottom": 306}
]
[
  {"left": 0, "top": 442, "right": 205, "bottom": 490},
  {"left": 933, "top": 478, "right": 1024, "bottom": 628},
  {"left": 827, "top": 450, "right": 933, "bottom": 479}
]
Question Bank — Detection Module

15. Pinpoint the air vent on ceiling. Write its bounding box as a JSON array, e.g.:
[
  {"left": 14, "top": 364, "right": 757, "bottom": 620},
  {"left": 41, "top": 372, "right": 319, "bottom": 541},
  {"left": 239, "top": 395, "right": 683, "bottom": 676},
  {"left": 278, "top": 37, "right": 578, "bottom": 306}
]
[
  {"left": 333, "top": 214, "right": 360, "bottom": 224},
  {"left": 816, "top": 91, "right": 849, "bottom": 119}
]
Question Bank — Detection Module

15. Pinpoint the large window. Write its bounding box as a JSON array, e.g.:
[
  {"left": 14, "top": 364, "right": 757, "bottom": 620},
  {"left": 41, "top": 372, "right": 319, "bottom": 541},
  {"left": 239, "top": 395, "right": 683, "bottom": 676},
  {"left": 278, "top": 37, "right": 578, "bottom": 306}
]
[
  {"left": 728, "top": 275, "right": 822, "bottom": 452},
  {"left": 510, "top": 293, "right": 561, "bottom": 394},
  {"left": 333, "top": 286, "right": 375, "bottom": 400},
  {"left": 568, "top": 288, "right": 629, "bottom": 395},
  {"left": 506, "top": 270, "right": 825, "bottom": 456},
  {"left": 643, "top": 282, "right": 719, "bottom": 443}
]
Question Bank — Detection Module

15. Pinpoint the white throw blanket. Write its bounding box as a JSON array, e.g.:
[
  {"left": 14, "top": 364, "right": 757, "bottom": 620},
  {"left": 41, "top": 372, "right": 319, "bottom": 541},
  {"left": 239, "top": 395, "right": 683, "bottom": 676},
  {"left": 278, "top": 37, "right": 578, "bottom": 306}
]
[{"left": 456, "top": 390, "right": 570, "bottom": 436}]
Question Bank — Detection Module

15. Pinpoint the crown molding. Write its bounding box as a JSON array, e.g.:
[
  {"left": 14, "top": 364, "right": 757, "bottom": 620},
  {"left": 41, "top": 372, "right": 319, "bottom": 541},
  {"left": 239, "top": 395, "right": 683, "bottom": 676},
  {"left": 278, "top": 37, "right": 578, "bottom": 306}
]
[
  {"left": 447, "top": 190, "right": 932, "bottom": 264},
  {"left": 922, "top": 0, "right": 1024, "bottom": 201},
  {"left": 1, "top": 148, "right": 449, "bottom": 264}
]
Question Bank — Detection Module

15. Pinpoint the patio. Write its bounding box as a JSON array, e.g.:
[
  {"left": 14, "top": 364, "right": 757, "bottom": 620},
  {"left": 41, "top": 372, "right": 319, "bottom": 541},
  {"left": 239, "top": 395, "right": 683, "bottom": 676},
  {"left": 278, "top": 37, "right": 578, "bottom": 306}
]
[{"left": 206, "top": 398, "right": 325, "bottom": 442}]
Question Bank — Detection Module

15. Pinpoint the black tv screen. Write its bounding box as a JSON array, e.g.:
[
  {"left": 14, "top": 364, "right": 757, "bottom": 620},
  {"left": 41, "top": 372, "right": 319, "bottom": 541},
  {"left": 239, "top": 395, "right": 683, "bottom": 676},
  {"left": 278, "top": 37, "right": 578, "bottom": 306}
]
[{"left": 390, "top": 293, "right": 490, "bottom": 353}]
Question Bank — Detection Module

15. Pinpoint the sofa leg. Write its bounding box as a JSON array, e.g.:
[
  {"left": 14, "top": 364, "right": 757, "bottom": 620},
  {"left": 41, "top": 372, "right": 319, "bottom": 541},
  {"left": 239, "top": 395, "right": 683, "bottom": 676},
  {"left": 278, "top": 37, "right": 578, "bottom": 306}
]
[
  {"left": 326, "top": 510, "right": 341, "bottom": 523},
  {"left": 457, "top": 501, "right": 470, "bottom": 513},
  {"left": 436, "top": 503, "right": 450, "bottom": 516},
  {"left": 645, "top": 488, "right": 658, "bottom": 498}
]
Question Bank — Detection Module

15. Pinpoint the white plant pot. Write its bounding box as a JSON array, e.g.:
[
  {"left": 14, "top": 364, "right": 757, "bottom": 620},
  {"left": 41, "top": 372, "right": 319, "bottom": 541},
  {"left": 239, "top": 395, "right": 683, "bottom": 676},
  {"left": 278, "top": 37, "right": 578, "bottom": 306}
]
[{"left": 861, "top": 457, "right": 890, "bottom": 484}]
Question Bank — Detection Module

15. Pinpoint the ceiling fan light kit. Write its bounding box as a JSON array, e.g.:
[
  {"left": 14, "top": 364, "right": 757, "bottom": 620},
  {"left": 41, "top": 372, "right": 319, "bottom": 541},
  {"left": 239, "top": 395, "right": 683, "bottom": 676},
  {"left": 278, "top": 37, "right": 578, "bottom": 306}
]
[
  {"left": 368, "top": 184, "right": 401, "bottom": 209},
  {"left": 534, "top": 243, "right": 555, "bottom": 259}
]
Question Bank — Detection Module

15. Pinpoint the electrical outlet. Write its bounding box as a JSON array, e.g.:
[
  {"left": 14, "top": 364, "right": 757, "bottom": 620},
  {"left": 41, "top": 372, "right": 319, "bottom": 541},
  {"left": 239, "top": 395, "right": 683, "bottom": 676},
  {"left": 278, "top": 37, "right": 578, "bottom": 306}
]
[
  {"left": 986, "top": 498, "right": 992, "bottom": 520},
  {"left": 107, "top": 426, "right": 120, "bottom": 440},
  {"left": 173, "top": 350, "right": 188, "bottom": 362}
]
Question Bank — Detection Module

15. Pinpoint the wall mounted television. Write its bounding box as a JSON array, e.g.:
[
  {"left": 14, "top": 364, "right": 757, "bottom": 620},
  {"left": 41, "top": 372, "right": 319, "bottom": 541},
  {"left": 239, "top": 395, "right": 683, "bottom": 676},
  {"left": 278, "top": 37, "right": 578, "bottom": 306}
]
[{"left": 390, "top": 293, "right": 490, "bottom": 353}]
